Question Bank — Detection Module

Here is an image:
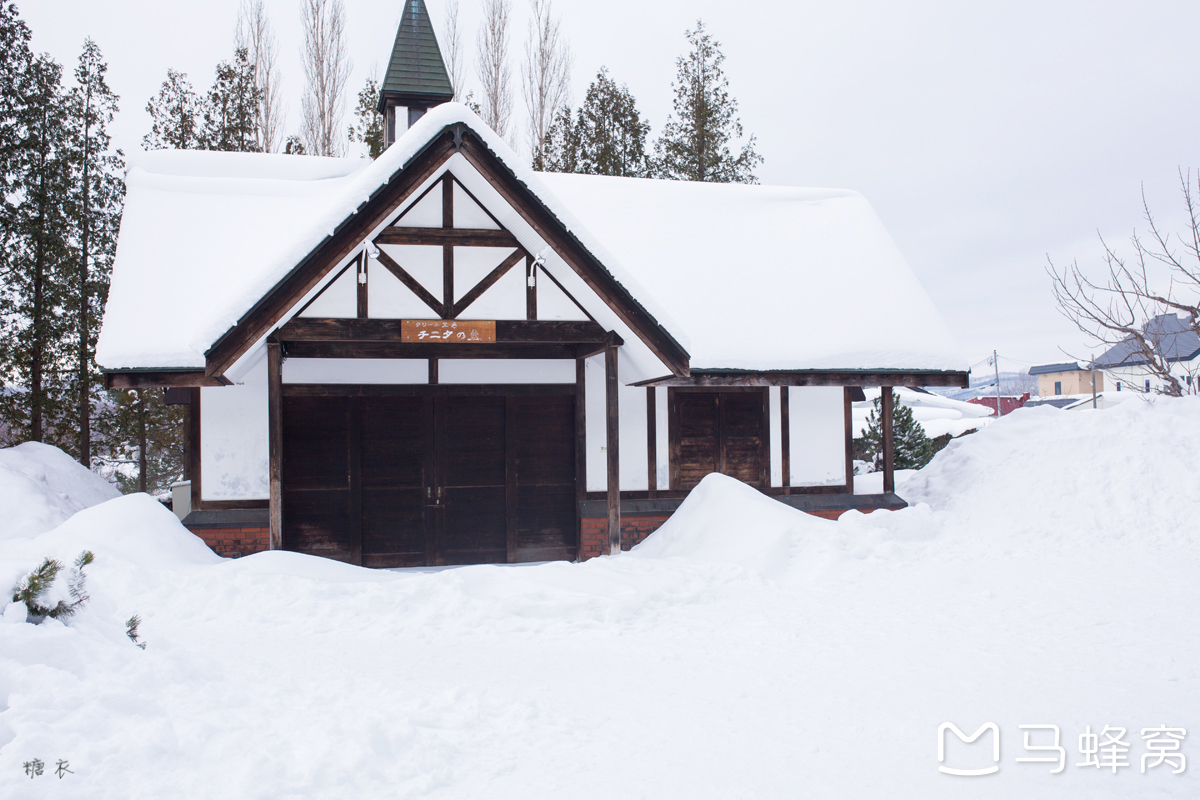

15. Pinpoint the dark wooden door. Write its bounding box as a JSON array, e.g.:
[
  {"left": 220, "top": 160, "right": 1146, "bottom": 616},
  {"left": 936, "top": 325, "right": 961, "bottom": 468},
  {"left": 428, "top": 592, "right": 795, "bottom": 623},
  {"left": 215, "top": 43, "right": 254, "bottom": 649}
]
[
  {"left": 669, "top": 389, "right": 768, "bottom": 491},
  {"left": 282, "top": 388, "right": 576, "bottom": 567}
]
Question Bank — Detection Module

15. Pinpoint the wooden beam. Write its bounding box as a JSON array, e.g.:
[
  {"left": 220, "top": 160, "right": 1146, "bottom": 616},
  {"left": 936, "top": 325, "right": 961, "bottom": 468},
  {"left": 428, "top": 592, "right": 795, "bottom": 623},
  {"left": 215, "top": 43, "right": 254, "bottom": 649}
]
[
  {"left": 105, "top": 371, "right": 225, "bottom": 389},
  {"left": 187, "top": 387, "right": 201, "bottom": 512},
  {"left": 636, "top": 370, "right": 971, "bottom": 388},
  {"left": 881, "top": 386, "right": 895, "bottom": 494},
  {"left": 355, "top": 252, "right": 367, "bottom": 318},
  {"left": 450, "top": 249, "right": 524, "bottom": 318},
  {"left": 605, "top": 340, "right": 620, "bottom": 554},
  {"left": 348, "top": 397, "right": 363, "bottom": 566},
  {"left": 268, "top": 342, "right": 283, "bottom": 550},
  {"left": 525, "top": 256, "right": 537, "bottom": 321},
  {"left": 279, "top": 341, "right": 581, "bottom": 360},
  {"left": 428, "top": 358, "right": 438, "bottom": 384},
  {"left": 204, "top": 132, "right": 456, "bottom": 378},
  {"left": 505, "top": 395, "right": 518, "bottom": 563},
  {"left": 667, "top": 388, "right": 679, "bottom": 490},
  {"left": 575, "top": 357, "right": 587, "bottom": 558},
  {"left": 374, "top": 249, "right": 446, "bottom": 318},
  {"left": 284, "top": 382, "right": 574, "bottom": 397},
  {"left": 457, "top": 133, "right": 690, "bottom": 377},
  {"left": 374, "top": 227, "right": 520, "bottom": 248},
  {"left": 843, "top": 386, "right": 855, "bottom": 494},
  {"left": 646, "top": 387, "right": 657, "bottom": 499},
  {"left": 276, "top": 318, "right": 609, "bottom": 344},
  {"left": 780, "top": 386, "right": 790, "bottom": 496}
]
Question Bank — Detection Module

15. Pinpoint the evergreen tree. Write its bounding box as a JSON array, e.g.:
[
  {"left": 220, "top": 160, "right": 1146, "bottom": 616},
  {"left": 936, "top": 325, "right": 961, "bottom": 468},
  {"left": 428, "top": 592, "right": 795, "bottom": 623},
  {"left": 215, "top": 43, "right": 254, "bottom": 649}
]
[
  {"left": 143, "top": 69, "right": 202, "bottom": 150},
  {"left": 537, "top": 103, "right": 576, "bottom": 172},
  {"left": 96, "top": 389, "right": 184, "bottom": 496},
  {"left": 202, "top": 47, "right": 261, "bottom": 152},
  {"left": 0, "top": 53, "right": 76, "bottom": 450},
  {"left": 347, "top": 77, "right": 384, "bottom": 159},
  {"left": 0, "top": 1, "right": 33, "bottom": 227},
  {"left": 854, "top": 392, "right": 934, "bottom": 471},
  {"left": 573, "top": 68, "right": 649, "bottom": 177},
  {"left": 651, "top": 21, "right": 762, "bottom": 184},
  {"left": 283, "top": 134, "right": 307, "bottom": 155},
  {"left": 65, "top": 38, "right": 124, "bottom": 467}
]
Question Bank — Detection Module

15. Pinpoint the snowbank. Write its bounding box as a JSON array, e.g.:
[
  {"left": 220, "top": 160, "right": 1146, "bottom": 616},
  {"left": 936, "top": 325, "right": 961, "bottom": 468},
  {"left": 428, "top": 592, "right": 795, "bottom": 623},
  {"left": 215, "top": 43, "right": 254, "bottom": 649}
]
[
  {"left": 0, "top": 443, "right": 120, "bottom": 542},
  {"left": 2, "top": 400, "right": 1199, "bottom": 797}
]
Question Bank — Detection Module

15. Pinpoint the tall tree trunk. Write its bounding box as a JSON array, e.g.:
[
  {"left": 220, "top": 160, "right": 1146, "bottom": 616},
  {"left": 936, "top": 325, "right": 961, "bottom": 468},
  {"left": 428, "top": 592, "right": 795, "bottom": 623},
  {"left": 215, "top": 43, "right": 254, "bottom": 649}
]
[
  {"left": 30, "top": 132, "right": 49, "bottom": 443},
  {"left": 78, "top": 93, "right": 91, "bottom": 467},
  {"left": 137, "top": 390, "right": 147, "bottom": 493}
]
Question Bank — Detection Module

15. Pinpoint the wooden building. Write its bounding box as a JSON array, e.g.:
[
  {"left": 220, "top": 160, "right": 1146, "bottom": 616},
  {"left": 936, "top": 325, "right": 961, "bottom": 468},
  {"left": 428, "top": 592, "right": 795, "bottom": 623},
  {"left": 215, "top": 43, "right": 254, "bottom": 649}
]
[{"left": 97, "top": 3, "right": 967, "bottom": 566}]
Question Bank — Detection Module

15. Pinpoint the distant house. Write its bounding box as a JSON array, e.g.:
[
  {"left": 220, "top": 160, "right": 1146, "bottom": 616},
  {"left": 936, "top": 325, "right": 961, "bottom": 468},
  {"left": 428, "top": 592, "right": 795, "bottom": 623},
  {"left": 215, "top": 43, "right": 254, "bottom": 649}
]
[
  {"left": 967, "top": 393, "right": 1030, "bottom": 417},
  {"left": 1094, "top": 313, "right": 1200, "bottom": 394},
  {"left": 1029, "top": 362, "right": 1102, "bottom": 397}
]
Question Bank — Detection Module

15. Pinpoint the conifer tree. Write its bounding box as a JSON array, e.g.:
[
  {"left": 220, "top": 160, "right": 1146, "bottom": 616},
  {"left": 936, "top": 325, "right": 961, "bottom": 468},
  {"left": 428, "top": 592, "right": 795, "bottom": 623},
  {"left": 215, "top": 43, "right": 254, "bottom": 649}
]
[
  {"left": 65, "top": 38, "right": 124, "bottom": 467},
  {"left": 97, "top": 388, "right": 184, "bottom": 495},
  {"left": 855, "top": 392, "right": 934, "bottom": 471},
  {"left": 0, "top": 53, "right": 75, "bottom": 450},
  {"left": 143, "top": 69, "right": 203, "bottom": 150},
  {"left": 203, "top": 47, "right": 262, "bottom": 152},
  {"left": 0, "top": 1, "right": 33, "bottom": 222},
  {"left": 651, "top": 21, "right": 762, "bottom": 184},
  {"left": 347, "top": 77, "right": 384, "bottom": 159},
  {"left": 538, "top": 68, "right": 649, "bottom": 177}
]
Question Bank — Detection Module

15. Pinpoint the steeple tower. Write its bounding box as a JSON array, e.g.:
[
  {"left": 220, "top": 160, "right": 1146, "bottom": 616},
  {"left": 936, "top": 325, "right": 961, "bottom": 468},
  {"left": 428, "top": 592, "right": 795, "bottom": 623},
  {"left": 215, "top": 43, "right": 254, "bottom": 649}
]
[{"left": 378, "top": 0, "right": 455, "bottom": 147}]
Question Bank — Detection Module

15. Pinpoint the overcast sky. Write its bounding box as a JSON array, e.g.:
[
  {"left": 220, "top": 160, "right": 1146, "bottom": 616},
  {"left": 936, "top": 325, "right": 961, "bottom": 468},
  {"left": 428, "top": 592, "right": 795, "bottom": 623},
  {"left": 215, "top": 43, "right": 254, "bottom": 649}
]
[{"left": 21, "top": 0, "right": 1200, "bottom": 375}]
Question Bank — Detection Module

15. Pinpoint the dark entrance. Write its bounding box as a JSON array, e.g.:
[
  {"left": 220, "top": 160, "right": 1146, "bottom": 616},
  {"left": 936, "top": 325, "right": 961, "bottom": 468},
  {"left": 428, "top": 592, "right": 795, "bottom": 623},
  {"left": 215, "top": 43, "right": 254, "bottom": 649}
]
[
  {"left": 281, "top": 386, "right": 577, "bottom": 566},
  {"left": 669, "top": 388, "right": 769, "bottom": 491}
]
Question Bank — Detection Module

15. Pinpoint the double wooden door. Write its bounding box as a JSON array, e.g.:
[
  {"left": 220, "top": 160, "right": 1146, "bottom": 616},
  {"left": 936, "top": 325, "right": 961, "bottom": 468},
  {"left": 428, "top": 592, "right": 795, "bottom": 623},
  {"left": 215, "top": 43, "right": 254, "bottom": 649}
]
[
  {"left": 282, "top": 389, "right": 577, "bottom": 567},
  {"left": 669, "top": 388, "right": 769, "bottom": 491}
]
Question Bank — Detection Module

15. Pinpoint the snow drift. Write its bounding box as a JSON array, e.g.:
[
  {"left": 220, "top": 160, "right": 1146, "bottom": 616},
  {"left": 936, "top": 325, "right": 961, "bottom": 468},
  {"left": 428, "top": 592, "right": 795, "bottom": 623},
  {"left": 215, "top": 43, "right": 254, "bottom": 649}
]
[{"left": 2, "top": 398, "right": 1198, "bottom": 798}]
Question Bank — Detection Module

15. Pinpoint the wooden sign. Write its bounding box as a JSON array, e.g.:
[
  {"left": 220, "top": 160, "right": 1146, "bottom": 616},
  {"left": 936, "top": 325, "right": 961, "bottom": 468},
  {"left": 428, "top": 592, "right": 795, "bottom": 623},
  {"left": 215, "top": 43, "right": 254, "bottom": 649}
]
[{"left": 401, "top": 319, "right": 496, "bottom": 343}]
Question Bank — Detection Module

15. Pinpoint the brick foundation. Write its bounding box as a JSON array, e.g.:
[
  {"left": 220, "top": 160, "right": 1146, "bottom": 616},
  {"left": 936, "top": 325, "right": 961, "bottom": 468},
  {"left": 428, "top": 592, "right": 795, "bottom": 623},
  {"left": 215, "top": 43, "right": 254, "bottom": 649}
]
[
  {"left": 579, "top": 514, "right": 671, "bottom": 560},
  {"left": 189, "top": 526, "right": 270, "bottom": 559}
]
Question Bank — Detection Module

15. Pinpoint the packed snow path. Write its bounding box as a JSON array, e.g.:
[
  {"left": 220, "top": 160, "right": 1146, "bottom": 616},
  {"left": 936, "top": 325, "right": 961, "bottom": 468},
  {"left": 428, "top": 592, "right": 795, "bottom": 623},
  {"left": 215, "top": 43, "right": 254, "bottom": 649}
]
[{"left": 2, "top": 399, "right": 1198, "bottom": 798}]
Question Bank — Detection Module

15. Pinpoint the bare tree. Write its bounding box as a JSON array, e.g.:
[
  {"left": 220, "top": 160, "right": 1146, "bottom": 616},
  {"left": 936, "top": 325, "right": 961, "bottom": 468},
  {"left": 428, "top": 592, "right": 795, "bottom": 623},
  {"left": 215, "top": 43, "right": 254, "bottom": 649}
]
[
  {"left": 237, "top": 0, "right": 283, "bottom": 153},
  {"left": 442, "top": 0, "right": 466, "bottom": 102},
  {"left": 299, "top": 0, "right": 352, "bottom": 157},
  {"left": 476, "top": 0, "right": 514, "bottom": 140},
  {"left": 521, "top": 0, "right": 571, "bottom": 162},
  {"left": 1048, "top": 170, "right": 1200, "bottom": 397}
]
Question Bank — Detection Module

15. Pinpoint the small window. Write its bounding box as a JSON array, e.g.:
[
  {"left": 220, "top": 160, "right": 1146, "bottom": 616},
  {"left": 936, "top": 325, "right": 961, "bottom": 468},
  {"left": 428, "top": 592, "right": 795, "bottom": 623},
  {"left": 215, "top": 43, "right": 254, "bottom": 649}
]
[
  {"left": 1116, "top": 382, "right": 1121, "bottom": 392},
  {"left": 1054, "top": 381, "right": 1061, "bottom": 395},
  {"left": 1145, "top": 379, "right": 1151, "bottom": 393}
]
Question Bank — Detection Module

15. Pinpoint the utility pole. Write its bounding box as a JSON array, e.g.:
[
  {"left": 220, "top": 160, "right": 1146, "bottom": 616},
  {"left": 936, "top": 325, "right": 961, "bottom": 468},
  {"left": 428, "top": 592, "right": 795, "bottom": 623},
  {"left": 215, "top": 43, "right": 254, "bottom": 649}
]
[
  {"left": 1091, "top": 357, "right": 1098, "bottom": 409},
  {"left": 993, "top": 350, "right": 1002, "bottom": 417}
]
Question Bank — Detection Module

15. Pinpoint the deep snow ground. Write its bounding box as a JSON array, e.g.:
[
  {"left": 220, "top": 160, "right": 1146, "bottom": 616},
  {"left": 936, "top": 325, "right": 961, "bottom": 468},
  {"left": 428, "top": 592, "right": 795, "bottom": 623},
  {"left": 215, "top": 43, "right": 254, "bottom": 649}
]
[{"left": 1, "top": 399, "right": 1198, "bottom": 798}]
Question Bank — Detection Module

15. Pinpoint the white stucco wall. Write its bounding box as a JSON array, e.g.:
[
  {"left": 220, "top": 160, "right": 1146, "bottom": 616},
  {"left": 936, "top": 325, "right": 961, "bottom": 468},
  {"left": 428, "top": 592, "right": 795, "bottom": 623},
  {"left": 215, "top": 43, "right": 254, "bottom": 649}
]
[
  {"left": 200, "top": 360, "right": 269, "bottom": 500},
  {"left": 788, "top": 387, "right": 846, "bottom": 486}
]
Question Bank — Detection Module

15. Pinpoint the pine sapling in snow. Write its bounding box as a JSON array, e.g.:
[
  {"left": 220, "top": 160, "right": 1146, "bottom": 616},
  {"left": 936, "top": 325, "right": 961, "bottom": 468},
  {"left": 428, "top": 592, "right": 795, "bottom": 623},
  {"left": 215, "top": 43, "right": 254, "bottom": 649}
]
[
  {"left": 125, "top": 614, "right": 147, "bottom": 649},
  {"left": 11, "top": 550, "right": 94, "bottom": 623},
  {"left": 854, "top": 393, "right": 934, "bottom": 472}
]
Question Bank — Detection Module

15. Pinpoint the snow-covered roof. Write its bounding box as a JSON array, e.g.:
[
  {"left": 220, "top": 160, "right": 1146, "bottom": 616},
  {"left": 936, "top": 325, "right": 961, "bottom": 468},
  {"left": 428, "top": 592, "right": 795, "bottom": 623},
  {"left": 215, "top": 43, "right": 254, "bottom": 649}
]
[
  {"left": 98, "top": 103, "right": 965, "bottom": 377},
  {"left": 1095, "top": 313, "right": 1200, "bottom": 368}
]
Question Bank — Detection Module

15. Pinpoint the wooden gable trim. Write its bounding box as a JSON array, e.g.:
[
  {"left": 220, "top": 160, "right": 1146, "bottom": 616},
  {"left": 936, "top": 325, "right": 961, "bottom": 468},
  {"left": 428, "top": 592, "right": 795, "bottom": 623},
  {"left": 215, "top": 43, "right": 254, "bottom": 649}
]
[
  {"left": 204, "top": 131, "right": 458, "bottom": 378},
  {"left": 635, "top": 370, "right": 971, "bottom": 388},
  {"left": 105, "top": 370, "right": 227, "bottom": 389},
  {"left": 455, "top": 132, "right": 690, "bottom": 377}
]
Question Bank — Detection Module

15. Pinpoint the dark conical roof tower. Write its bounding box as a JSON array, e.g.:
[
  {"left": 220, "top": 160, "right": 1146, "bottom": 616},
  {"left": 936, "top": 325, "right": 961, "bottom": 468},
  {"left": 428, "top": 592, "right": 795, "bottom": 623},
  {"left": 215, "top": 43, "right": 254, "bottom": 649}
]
[{"left": 379, "top": 0, "right": 455, "bottom": 146}]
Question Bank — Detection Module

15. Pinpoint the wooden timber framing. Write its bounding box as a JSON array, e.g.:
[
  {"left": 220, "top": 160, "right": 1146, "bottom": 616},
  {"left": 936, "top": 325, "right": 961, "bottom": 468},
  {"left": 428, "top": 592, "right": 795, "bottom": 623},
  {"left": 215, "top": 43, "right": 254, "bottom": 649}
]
[
  {"left": 374, "top": 227, "right": 520, "bottom": 248},
  {"left": 268, "top": 342, "right": 283, "bottom": 549},
  {"left": 526, "top": 256, "right": 537, "bottom": 320},
  {"left": 780, "top": 386, "right": 790, "bottom": 495},
  {"left": 637, "top": 370, "right": 969, "bottom": 388},
  {"left": 279, "top": 342, "right": 587, "bottom": 360},
  {"left": 455, "top": 131, "right": 689, "bottom": 377},
  {"left": 186, "top": 387, "right": 201, "bottom": 510},
  {"left": 881, "top": 385, "right": 895, "bottom": 494},
  {"left": 204, "top": 131, "right": 458, "bottom": 378},
  {"left": 843, "top": 387, "right": 856, "bottom": 490},
  {"left": 646, "top": 387, "right": 657, "bottom": 498},
  {"left": 276, "top": 318, "right": 608, "bottom": 344},
  {"left": 451, "top": 249, "right": 524, "bottom": 318},
  {"left": 105, "top": 370, "right": 227, "bottom": 389},
  {"left": 374, "top": 249, "right": 445, "bottom": 318},
  {"left": 605, "top": 339, "right": 620, "bottom": 554},
  {"left": 355, "top": 253, "right": 368, "bottom": 318},
  {"left": 574, "top": 358, "right": 587, "bottom": 558},
  {"left": 283, "top": 383, "right": 575, "bottom": 397}
]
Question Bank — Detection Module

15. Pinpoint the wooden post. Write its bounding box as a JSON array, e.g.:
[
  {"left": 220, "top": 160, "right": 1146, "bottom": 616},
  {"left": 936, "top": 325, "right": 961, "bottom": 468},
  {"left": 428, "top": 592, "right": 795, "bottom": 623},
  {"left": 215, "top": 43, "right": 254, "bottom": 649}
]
[
  {"left": 526, "top": 255, "right": 537, "bottom": 320},
  {"left": 428, "top": 358, "right": 438, "bottom": 384},
  {"left": 574, "top": 357, "right": 587, "bottom": 558},
  {"left": 187, "top": 387, "right": 201, "bottom": 512},
  {"left": 355, "top": 252, "right": 368, "bottom": 318},
  {"left": 505, "top": 395, "right": 518, "bottom": 563},
  {"left": 268, "top": 342, "right": 283, "bottom": 550},
  {"left": 605, "top": 339, "right": 620, "bottom": 555},
  {"left": 780, "top": 386, "right": 790, "bottom": 495},
  {"left": 348, "top": 397, "right": 362, "bottom": 565},
  {"left": 881, "top": 386, "right": 895, "bottom": 494},
  {"left": 442, "top": 174, "right": 453, "bottom": 317},
  {"left": 646, "top": 387, "right": 657, "bottom": 498},
  {"left": 843, "top": 386, "right": 855, "bottom": 493}
]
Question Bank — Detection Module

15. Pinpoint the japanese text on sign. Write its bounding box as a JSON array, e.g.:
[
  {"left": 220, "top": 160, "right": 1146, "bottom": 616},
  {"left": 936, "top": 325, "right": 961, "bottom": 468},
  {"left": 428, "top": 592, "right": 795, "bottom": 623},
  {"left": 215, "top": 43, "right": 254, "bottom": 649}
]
[{"left": 400, "top": 319, "right": 495, "bottom": 343}]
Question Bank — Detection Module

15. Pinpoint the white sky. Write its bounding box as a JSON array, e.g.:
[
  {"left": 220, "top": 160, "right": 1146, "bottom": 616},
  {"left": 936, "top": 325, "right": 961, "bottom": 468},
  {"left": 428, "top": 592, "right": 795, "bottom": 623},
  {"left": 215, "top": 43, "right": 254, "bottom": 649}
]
[{"left": 21, "top": 0, "right": 1200, "bottom": 375}]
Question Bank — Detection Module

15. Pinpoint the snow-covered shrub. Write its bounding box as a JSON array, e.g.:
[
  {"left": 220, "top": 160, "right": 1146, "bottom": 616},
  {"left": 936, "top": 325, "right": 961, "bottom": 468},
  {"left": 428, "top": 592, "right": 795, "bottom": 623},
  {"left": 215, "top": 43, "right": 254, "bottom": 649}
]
[{"left": 11, "top": 550, "right": 93, "bottom": 623}]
